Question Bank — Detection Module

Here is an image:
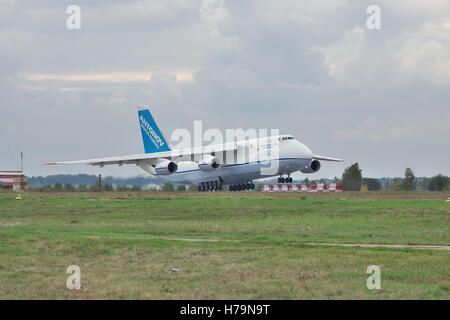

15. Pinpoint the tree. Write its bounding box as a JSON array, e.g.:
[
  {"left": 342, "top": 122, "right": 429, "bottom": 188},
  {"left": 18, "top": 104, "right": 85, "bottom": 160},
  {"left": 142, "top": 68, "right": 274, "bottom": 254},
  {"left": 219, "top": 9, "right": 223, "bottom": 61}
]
[
  {"left": 187, "top": 184, "right": 198, "bottom": 192},
  {"left": 419, "top": 177, "right": 429, "bottom": 191},
  {"left": 78, "top": 184, "right": 88, "bottom": 192},
  {"left": 131, "top": 185, "right": 142, "bottom": 191},
  {"left": 390, "top": 180, "right": 403, "bottom": 191},
  {"left": 116, "top": 185, "right": 131, "bottom": 191},
  {"left": 176, "top": 184, "right": 186, "bottom": 192},
  {"left": 103, "top": 183, "right": 114, "bottom": 191},
  {"left": 54, "top": 182, "right": 63, "bottom": 191},
  {"left": 303, "top": 177, "right": 310, "bottom": 185},
  {"left": 401, "top": 168, "right": 417, "bottom": 191},
  {"left": 342, "top": 163, "right": 362, "bottom": 191},
  {"left": 384, "top": 181, "right": 390, "bottom": 191},
  {"left": 362, "top": 178, "right": 381, "bottom": 191},
  {"left": 161, "top": 183, "right": 175, "bottom": 192},
  {"left": 63, "top": 183, "right": 75, "bottom": 192},
  {"left": 90, "top": 181, "right": 102, "bottom": 192},
  {"left": 41, "top": 185, "right": 54, "bottom": 192},
  {"left": 428, "top": 174, "right": 449, "bottom": 191}
]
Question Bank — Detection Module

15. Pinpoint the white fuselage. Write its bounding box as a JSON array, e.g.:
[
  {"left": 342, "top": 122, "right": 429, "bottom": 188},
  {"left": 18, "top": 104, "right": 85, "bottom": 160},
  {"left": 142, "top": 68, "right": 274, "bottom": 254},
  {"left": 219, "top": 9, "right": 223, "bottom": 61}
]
[{"left": 147, "top": 135, "right": 313, "bottom": 186}]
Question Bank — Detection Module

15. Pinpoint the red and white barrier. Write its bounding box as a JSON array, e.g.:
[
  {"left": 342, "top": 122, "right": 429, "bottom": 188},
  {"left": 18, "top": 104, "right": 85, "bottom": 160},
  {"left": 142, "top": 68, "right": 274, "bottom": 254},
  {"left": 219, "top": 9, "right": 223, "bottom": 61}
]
[{"left": 261, "top": 183, "right": 343, "bottom": 192}]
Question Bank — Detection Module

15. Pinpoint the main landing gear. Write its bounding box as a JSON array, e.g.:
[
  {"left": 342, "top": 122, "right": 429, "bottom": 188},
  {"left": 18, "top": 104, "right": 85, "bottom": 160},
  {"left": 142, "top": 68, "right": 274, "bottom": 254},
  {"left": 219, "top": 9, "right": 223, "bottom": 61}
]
[
  {"left": 198, "top": 180, "right": 223, "bottom": 192},
  {"left": 278, "top": 174, "right": 293, "bottom": 183},
  {"left": 229, "top": 182, "right": 255, "bottom": 192}
]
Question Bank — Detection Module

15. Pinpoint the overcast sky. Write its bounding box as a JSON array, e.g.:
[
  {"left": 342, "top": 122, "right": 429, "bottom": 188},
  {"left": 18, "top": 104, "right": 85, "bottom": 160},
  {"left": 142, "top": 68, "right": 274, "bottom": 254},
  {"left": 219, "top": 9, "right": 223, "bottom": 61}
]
[{"left": 0, "top": 0, "right": 449, "bottom": 179}]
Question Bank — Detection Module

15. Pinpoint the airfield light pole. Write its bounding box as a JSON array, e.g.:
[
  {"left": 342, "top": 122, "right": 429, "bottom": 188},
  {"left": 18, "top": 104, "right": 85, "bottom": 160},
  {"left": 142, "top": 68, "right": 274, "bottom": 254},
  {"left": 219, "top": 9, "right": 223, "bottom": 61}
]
[
  {"left": 99, "top": 174, "right": 102, "bottom": 191},
  {"left": 20, "top": 152, "right": 23, "bottom": 173}
]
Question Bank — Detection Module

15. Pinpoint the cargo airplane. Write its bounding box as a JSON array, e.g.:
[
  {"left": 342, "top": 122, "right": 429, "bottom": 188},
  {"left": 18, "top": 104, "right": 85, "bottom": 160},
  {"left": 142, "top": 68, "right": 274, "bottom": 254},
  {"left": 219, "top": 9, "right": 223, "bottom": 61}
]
[{"left": 47, "top": 106, "right": 343, "bottom": 191}]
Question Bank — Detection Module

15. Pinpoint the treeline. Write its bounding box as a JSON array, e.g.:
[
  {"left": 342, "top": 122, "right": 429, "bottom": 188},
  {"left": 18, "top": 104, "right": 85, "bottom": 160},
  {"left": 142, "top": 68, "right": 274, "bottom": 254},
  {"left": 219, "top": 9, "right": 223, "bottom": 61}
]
[
  {"left": 340, "top": 163, "right": 449, "bottom": 191},
  {"left": 33, "top": 181, "right": 190, "bottom": 192},
  {"left": 35, "top": 182, "right": 143, "bottom": 192},
  {"left": 28, "top": 169, "right": 449, "bottom": 193},
  {"left": 28, "top": 174, "right": 161, "bottom": 188}
]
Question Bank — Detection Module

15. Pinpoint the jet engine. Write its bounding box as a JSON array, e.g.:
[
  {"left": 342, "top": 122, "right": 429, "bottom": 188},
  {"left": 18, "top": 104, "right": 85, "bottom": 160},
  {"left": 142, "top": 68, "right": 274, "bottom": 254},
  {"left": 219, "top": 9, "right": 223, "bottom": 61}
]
[
  {"left": 198, "top": 155, "right": 222, "bottom": 171},
  {"left": 154, "top": 159, "right": 178, "bottom": 175},
  {"left": 300, "top": 160, "right": 321, "bottom": 174}
]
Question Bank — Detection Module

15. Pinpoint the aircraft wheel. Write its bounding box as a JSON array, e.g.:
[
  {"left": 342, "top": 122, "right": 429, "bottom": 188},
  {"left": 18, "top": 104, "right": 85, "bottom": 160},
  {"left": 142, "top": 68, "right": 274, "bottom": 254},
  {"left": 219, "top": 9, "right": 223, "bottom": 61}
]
[
  {"left": 251, "top": 183, "right": 255, "bottom": 190},
  {"left": 278, "top": 177, "right": 281, "bottom": 183},
  {"left": 229, "top": 185, "right": 234, "bottom": 192}
]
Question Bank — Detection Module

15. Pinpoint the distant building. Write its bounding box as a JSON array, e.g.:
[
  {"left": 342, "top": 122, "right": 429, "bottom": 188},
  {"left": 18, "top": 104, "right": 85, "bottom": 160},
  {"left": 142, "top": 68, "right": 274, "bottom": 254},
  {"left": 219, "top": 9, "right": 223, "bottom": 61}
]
[{"left": 0, "top": 171, "right": 28, "bottom": 191}]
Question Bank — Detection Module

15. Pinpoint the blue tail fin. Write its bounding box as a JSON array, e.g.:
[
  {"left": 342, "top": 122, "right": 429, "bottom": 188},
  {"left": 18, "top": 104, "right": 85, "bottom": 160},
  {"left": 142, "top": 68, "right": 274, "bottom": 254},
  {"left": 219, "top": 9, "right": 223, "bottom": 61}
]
[{"left": 137, "top": 106, "right": 172, "bottom": 154}]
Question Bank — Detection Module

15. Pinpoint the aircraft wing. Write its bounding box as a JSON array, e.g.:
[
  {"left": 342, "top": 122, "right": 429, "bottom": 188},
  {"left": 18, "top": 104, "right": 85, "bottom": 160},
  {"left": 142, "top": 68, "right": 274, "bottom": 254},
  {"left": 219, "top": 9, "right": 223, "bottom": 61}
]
[
  {"left": 313, "top": 155, "right": 343, "bottom": 162},
  {"left": 46, "top": 144, "right": 239, "bottom": 167}
]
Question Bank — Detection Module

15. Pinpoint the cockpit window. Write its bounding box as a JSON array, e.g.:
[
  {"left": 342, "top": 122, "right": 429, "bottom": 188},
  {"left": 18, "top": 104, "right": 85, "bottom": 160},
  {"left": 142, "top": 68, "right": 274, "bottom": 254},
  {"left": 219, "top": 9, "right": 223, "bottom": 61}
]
[{"left": 280, "top": 137, "right": 294, "bottom": 141}]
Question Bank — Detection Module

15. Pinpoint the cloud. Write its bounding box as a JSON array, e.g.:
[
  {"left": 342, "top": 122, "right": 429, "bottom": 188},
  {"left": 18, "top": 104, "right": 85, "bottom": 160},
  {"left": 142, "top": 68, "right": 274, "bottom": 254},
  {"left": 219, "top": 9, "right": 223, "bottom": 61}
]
[
  {"left": 394, "top": 20, "right": 450, "bottom": 85},
  {"left": 387, "top": 0, "right": 449, "bottom": 12},
  {"left": 20, "top": 71, "right": 195, "bottom": 84},
  {"left": 200, "top": 0, "right": 228, "bottom": 29},
  {"left": 333, "top": 115, "right": 450, "bottom": 143},
  {"left": 312, "top": 27, "right": 365, "bottom": 82},
  {"left": 252, "top": 0, "right": 348, "bottom": 25}
]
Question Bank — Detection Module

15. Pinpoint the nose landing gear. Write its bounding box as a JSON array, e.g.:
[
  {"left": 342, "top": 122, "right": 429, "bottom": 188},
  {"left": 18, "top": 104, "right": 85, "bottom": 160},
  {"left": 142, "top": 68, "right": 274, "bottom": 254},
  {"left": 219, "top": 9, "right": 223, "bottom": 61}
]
[{"left": 278, "top": 174, "right": 293, "bottom": 183}]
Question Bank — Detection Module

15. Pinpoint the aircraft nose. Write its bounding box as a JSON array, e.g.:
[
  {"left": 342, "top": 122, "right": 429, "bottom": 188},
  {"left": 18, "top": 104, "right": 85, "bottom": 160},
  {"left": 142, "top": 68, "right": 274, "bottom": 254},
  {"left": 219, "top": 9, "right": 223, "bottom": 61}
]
[{"left": 299, "top": 142, "right": 313, "bottom": 159}]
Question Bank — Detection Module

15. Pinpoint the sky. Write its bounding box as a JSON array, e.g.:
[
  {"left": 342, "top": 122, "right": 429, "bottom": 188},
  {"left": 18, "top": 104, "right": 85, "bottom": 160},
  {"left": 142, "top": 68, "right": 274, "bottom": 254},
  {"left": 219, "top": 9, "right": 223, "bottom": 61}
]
[{"left": 0, "top": 0, "right": 449, "bottom": 179}]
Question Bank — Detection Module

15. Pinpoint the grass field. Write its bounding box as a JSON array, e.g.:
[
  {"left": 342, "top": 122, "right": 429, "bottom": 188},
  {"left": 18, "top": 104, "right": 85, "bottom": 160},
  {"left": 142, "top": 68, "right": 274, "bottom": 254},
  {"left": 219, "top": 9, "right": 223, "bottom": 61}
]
[{"left": 0, "top": 191, "right": 449, "bottom": 299}]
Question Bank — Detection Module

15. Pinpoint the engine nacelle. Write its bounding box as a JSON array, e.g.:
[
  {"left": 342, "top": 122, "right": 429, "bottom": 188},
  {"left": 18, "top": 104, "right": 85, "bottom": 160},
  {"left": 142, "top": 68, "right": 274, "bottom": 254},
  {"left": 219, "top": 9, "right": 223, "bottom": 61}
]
[
  {"left": 300, "top": 160, "right": 321, "bottom": 174},
  {"left": 154, "top": 160, "right": 178, "bottom": 175},
  {"left": 199, "top": 155, "right": 222, "bottom": 171}
]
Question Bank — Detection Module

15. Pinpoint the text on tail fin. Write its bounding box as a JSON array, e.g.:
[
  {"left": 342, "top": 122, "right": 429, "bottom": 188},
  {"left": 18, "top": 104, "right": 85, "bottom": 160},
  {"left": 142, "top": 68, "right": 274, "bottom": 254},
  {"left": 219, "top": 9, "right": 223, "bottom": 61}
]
[{"left": 137, "top": 106, "right": 171, "bottom": 154}]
